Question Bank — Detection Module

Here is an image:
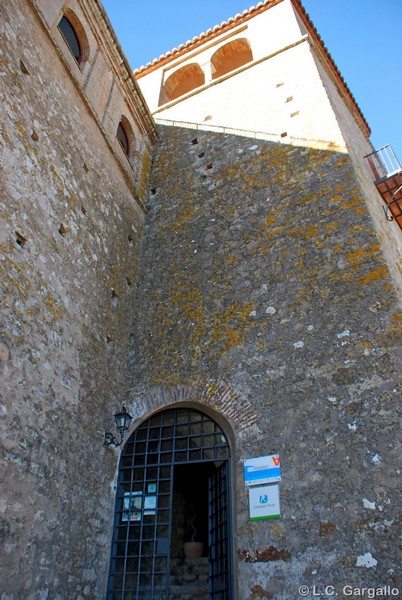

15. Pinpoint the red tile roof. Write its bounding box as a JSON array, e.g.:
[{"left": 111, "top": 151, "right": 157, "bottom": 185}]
[
  {"left": 134, "top": 0, "right": 281, "bottom": 76},
  {"left": 134, "top": 0, "right": 370, "bottom": 137}
]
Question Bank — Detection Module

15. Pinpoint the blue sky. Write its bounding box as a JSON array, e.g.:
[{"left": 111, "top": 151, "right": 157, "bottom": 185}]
[{"left": 102, "top": 0, "right": 402, "bottom": 160}]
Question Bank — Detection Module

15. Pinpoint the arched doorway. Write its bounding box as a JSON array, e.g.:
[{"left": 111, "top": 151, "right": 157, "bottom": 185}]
[{"left": 107, "top": 407, "right": 233, "bottom": 599}]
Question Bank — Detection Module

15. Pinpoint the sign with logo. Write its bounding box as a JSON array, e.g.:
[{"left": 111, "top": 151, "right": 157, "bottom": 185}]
[
  {"left": 244, "top": 454, "right": 281, "bottom": 486},
  {"left": 249, "top": 484, "right": 280, "bottom": 520}
]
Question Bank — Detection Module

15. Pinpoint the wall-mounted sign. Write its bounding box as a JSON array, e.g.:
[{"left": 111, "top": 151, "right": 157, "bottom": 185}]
[
  {"left": 249, "top": 484, "right": 280, "bottom": 520},
  {"left": 144, "top": 495, "right": 157, "bottom": 515},
  {"left": 244, "top": 454, "right": 281, "bottom": 487},
  {"left": 122, "top": 491, "right": 142, "bottom": 522}
]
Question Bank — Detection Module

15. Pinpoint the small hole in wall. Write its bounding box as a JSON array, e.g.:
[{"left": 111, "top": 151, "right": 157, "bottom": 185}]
[
  {"left": 198, "top": 152, "right": 205, "bottom": 158},
  {"left": 16, "top": 231, "right": 28, "bottom": 247},
  {"left": 106, "top": 335, "right": 112, "bottom": 343},
  {"left": 59, "top": 223, "right": 70, "bottom": 236},
  {"left": 128, "top": 233, "right": 135, "bottom": 243},
  {"left": 83, "top": 163, "right": 89, "bottom": 173},
  {"left": 81, "top": 205, "right": 87, "bottom": 215},
  {"left": 126, "top": 277, "right": 133, "bottom": 287},
  {"left": 20, "top": 60, "right": 30, "bottom": 75},
  {"left": 206, "top": 163, "right": 213, "bottom": 170},
  {"left": 31, "top": 130, "right": 39, "bottom": 142},
  {"left": 191, "top": 138, "right": 198, "bottom": 145},
  {"left": 151, "top": 187, "right": 157, "bottom": 195},
  {"left": 111, "top": 289, "right": 118, "bottom": 299}
]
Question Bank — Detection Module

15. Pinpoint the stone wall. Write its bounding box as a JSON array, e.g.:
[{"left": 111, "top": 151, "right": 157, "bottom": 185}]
[
  {"left": 310, "top": 49, "right": 402, "bottom": 297},
  {"left": 0, "top": 1, "right": 155, "bottom": 597},
  {"left": 132, "top": 125, "right": 401, "bottom": 598},
  {"left": 1, "top": 0, "right": 400, "bottom": 597}
]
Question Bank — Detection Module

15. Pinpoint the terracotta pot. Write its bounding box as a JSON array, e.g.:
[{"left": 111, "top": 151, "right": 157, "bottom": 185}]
[{"left": 183, "top": 541, "right": 204, "bottom": 558}]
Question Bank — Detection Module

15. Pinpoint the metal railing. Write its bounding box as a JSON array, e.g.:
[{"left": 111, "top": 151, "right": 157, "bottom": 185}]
[
  {"left": 154, "top": 117, "right": 339, "bottom": 150},
  {"left": 365, "top": 144, "right": 401, "bottom": 182},
  {"left": 154, "top": 117, "right": 282, "bottom": 141}
]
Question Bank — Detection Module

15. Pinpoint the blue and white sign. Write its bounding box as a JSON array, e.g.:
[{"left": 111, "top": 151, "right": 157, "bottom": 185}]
[
  {"left": 249, "top": 484, "right": 280, "bottom": 520},
  {"left": 244, "top": 454, "right": 281, "bottom": 487}
]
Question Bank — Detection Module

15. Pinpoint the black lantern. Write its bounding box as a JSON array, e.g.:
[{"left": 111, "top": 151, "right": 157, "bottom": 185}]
[{"left": 104, "top": 404, "right": 133, "bottom": 447}]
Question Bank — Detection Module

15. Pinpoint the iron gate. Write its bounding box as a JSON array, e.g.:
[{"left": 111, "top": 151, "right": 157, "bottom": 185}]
[
  {"left": 106, "top": 407, "right": 233, "bottom": 600},
  {"left": 208, "top": 461, "right": 231, "bottom": 599}
]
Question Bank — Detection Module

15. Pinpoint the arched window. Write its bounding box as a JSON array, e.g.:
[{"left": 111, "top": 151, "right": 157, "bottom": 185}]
[
  {"left": 57, "top": 11, "right": 89, "bottom": 68},
  {"left": 160, "top": 63, "right": 205, "bottom": 105},
  {"left": 211, "top": 38, "right": 253, "bottom": 80},
  {"left": 58, "top": 16, "right": 81, "bottom": 63},
  {"left": 117, "top": 121, "right": 129, "bottom": 156},
  {"left": 116, "top": 116, "right": 137, "bottom": 169}
]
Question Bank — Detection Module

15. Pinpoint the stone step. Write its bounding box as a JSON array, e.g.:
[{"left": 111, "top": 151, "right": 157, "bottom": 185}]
[
  {"left": 170, "top": 573, "right": 208, "bottom": 586},
  {"left": 171, "top": 557, "right": 209, "bottom": 566},
  {"left": 170, "top": 595, "right": 209, "bottom": 600},
  {"left": 171, "top": 568, "right": 208, "bottom": 579},
  {"left": 169, "top": 586, "right": 209, "bottom": 600},
  {"left": 169, "top": 557, "right": 209, "bottom": 600},
  {"left": 170, "top": 559, "right": 209, "bottom": 577}
]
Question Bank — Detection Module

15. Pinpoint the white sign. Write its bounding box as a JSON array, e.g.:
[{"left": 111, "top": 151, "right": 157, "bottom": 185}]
[
  {"left": 244, "top": 454, "right": 281, "bottom": 486},
  {"left": 249, "top": 484, "right": 280, "bottom": 520}
]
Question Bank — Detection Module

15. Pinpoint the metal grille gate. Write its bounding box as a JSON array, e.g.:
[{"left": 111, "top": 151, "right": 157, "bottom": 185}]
[
  {"left": 107, "top": 407, "right": 232, "bottom": 600},
  {"left": 208, "top": 462, "right": 231, "bottom": 599}
]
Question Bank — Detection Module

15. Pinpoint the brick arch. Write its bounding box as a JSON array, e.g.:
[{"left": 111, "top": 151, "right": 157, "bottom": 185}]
[
  {"left": 211, "top": 38, "right": 253, "bottom": 80},
  {"left": 160, "top": 63, "right": 205, "bottom": 105},
  {"left": 126, "top": 383, "right": 259, "bottom": 441}
]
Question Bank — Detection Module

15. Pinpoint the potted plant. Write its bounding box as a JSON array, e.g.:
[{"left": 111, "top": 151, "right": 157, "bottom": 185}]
[{"left": 183, "top": 503, "right": 204, "bottom": 559}]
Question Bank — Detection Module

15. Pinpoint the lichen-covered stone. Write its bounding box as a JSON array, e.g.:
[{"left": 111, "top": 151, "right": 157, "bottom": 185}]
[
  {"left": 132, "top": 126, "right": 401, "bottom": 596},
  {"left": 0, "top": 0, "right": 153, "bottom": 596},
  {"left": 1, "top": 1, "right": 401, "bottom": 598}
]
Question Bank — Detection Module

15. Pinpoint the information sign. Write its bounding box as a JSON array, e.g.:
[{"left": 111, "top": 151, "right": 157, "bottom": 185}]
[
  {"left": 244, "top": 454, "right": 281, "bottom": 486},
  {"left": 249, "top": 484, "right": 280, "bottom": 520}
]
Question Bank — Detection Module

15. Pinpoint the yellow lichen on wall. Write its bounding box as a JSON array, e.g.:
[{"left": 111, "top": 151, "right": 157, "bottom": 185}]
[{"left": 359, "top": 264, "right": 390, "bottom": 285}]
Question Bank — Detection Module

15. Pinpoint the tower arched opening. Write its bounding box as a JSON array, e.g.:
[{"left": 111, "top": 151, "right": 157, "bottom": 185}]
[
  {"left": 211, "top": 38, "right": 253, "bottom": 80},
  {"left": 160, "top": 63, "right": 205, "bottom": 105}
]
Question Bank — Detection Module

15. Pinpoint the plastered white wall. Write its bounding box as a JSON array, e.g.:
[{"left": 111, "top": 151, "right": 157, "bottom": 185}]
[{"left": 137, "top": 1, "right": 347, "bottom": 151}]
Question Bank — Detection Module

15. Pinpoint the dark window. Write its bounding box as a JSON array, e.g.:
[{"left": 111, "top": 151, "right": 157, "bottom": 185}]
[
  {"left": 58, "top": 16, "right": 81, "bottom": 63},
  {"left": 117, "top": 122, "right": 129, "bottom": 156}
]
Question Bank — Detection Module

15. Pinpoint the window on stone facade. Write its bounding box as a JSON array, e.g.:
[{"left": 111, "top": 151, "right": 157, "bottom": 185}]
[
  {"left": 58, "top": 16, "right": 81, "bottom": 64},
  {"left": 117, "top": 121, "right": 130, "bottom": 156},
  {"left": 116, "top": 117, "right": 137, "bottom": 170},
  {"left": 211, "top": 38, "right": 253, "bottom": 80}
]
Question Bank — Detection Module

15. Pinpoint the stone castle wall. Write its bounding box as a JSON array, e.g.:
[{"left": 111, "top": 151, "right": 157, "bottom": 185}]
[
  {"left": 131, "top": 125, "right": 401, "bottom": 598},
  {"left": 1, "top": 0, "right": 401, "bottom": 598},
  {"left": 0, "top": 0, "right": 155, "bottom": 597},
  {"left": 311, "top": 51, "right": 402, "bottom": 297}
]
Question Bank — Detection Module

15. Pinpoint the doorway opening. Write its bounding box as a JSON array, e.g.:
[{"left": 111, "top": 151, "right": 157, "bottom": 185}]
[{"left": 106, "top": 407, "right": 233, "bottom": 599}]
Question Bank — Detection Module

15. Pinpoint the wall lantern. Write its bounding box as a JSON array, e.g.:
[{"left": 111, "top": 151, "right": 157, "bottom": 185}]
[{"left": 104, "top": 404, "right": 133, "bottom": 447}]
